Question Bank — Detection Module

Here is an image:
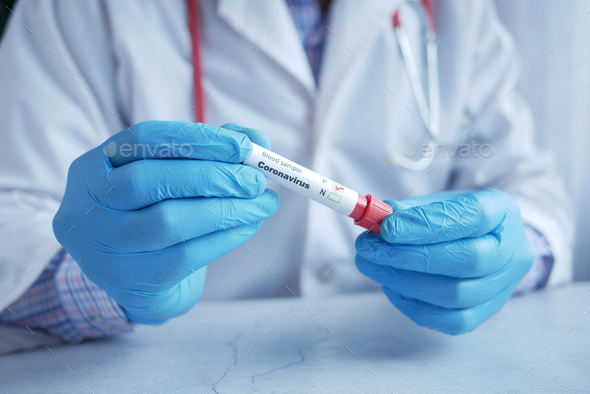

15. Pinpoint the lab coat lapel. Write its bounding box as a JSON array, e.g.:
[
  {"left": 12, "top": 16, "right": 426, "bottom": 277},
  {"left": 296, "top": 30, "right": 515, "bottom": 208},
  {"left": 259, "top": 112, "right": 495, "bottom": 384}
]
[
  {"left": 316, "top": 0, "right": 398, "bottom": 128},
  {"left": 217, "top": 0, "right": 316, "bottom": 96}
]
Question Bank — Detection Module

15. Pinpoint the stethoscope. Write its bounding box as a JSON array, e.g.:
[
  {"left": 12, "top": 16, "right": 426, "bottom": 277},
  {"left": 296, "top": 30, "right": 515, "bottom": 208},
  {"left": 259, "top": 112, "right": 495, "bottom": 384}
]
[
  {"left": 187, "top": 0, "right": 446, "bottom": 172},
  {"left": 389, "top": 0, "right": 443, "bottom": 171}
]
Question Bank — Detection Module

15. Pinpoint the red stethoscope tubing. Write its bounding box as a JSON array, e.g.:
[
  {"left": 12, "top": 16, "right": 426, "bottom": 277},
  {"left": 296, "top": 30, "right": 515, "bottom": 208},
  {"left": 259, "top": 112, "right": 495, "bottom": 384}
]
[
  {"left": 187, "top": 0, "right": 206, "bottom": 123},
  {"left": 394, "top": 0, "right": 435, "bottom": 32},
  {"left": 186, "top": 0, "right": 436, "bottom": 124},
  {"left": 419, "top": 0, "right": 436, "bottom": 32}
]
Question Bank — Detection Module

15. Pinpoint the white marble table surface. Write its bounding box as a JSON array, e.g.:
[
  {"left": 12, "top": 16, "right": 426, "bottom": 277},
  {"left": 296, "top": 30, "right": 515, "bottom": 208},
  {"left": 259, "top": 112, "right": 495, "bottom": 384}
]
[{"left": 1, "top": 283, "right": 589, "bottom": 393}]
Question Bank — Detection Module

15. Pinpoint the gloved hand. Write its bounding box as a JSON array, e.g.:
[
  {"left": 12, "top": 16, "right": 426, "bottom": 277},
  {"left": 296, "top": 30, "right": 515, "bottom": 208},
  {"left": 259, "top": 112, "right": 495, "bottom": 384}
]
[
  {"left": 355, "top": 189, "right": 534, "bottom": 335},
  {"left": 53, "top": 121, "right": 279, "bottom": 324}
]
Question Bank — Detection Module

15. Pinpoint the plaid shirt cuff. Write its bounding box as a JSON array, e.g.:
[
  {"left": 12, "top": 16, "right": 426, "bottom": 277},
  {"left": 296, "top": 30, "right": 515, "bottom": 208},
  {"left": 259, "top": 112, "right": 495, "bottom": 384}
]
[
  {"left": 513, "top": 227, "right": 555, "bottom": 295},
  {"left": 0, "top": 250, "right": 132, "bottom": 343}
]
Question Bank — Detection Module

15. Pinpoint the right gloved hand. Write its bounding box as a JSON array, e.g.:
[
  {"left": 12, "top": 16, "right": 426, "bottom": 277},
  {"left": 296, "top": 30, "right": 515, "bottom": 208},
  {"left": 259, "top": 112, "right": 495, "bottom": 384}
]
[{"left": 53, "top": 121, "right": 279, "bottom": 324}]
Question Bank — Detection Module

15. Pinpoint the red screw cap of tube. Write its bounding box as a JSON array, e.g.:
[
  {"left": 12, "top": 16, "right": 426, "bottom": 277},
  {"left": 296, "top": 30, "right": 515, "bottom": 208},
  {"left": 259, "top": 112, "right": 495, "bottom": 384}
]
[{"left": 352, "top": 195, "right": 394, "bottom": 234}]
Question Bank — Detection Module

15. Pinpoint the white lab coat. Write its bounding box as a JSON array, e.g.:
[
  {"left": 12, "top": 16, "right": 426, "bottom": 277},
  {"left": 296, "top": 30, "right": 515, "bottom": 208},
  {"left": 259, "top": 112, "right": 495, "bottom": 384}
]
[{"left": 0, "top": 0, "right": 573, "bottom": 308}]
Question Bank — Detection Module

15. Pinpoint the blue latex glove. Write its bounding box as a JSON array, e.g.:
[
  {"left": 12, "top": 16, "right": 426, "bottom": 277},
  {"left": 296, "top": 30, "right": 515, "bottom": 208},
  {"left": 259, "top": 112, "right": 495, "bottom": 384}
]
[
  {"left": 53, "top": 121, "right": 279, "bottom": 324},
  {"left": 355, "top": 189, "right": 534, "bottom": 335}
]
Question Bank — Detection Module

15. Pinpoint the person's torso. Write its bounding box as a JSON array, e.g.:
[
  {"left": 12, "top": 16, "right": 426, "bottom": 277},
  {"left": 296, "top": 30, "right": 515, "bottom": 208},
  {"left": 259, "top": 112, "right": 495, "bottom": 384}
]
[{"left": 101, "top": 0, "right": 479, "bottom": 299}]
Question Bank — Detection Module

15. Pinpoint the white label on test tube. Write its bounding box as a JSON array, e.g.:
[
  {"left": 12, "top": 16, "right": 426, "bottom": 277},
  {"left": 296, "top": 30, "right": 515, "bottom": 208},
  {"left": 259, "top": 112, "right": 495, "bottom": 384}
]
[{"left": 243, "top": 143, "right": 359, "bottom": 216}]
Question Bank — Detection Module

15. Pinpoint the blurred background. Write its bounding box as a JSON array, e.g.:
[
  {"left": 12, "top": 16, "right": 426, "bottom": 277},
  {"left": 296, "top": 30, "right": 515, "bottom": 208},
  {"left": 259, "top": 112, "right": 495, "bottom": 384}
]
[
  {"left": 1, "top": 0, "right": 589, "bottom": 280},
  {"left": 495, "top": 0, "right": 590, "bottom": 281}
]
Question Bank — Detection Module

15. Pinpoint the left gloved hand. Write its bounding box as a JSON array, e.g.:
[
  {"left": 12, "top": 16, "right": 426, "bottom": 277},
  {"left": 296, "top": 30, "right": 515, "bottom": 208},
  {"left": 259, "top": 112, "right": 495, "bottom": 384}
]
[{"left": 355, "top": 188, "right": 534, "bottom": 335}]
